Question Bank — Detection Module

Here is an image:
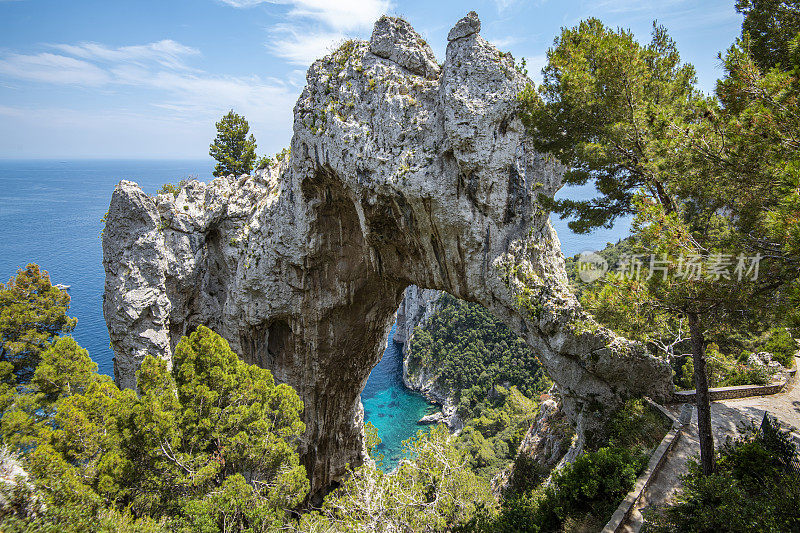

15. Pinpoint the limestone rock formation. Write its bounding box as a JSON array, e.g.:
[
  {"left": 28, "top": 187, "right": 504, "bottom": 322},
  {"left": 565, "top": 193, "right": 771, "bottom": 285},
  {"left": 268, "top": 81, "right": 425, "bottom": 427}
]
[
  {"left": 393, "top": 285, "right": 440, "bottom": 347},
  {"left": 493, "top": 397, "right": 573, "bottom": 495},
  {"left": 103, "top": 12, "right": 673, "bottom": 498}
]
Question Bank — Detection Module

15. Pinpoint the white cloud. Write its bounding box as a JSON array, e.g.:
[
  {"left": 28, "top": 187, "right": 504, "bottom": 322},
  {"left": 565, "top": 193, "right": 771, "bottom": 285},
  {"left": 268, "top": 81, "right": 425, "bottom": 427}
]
[
  {"left": 0, "top": 52, "right": 111, "bottom": 85},
  {"left": 220, "top": 0, "right": 393, "bottom": 65},
  {"left": 267, "top": 25, "right": 345, "bottom": 65},
  {"left": 220, "top": 0, "right": 391, "bottom": 30},
  {"left": 283, "top": 0, "right": 391, "bottom": 31},
  {"left": 0, "top": 40, "right": 298, "bottom": 128},
  {"left": 492, "top": 0, "right": 518, "bottom": 10},
  {"left": 488, "top": 36, "right": 520, "bottom": 49},
  {"left": 51, "top": 40, "right": 200, "bottom": 70}
]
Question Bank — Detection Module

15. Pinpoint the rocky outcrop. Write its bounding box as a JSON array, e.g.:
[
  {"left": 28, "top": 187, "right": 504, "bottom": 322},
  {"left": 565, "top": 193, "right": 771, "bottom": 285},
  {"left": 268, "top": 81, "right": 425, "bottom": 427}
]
[
  {"left": 103, "top": 12, "right": 673, "bottom": 499},
  {"left": 493, "top": 396, "right": 574, "bottom": 495},
  {"left": 418, "top": 411, "right": 444, "bottom": 425},
  {"left": 0, "top": 446, "right": 42, "bottom": 518},
  {"left": 393, "top": 285, "right": 440, "bottom": 347}
]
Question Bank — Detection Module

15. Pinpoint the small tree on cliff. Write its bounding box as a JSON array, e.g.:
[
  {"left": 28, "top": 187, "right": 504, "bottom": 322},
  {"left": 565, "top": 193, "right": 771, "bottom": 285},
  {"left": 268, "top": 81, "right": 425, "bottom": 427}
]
[{"left": 209, "top": 110, "right": 257, "bottom": 177}]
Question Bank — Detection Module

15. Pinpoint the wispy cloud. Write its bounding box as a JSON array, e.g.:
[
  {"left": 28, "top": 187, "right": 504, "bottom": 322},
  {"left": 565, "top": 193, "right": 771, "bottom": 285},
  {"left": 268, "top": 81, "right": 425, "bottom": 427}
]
[
  {"left": 492, "top": 0, "right": 520, "bottom": 11},
  {"left": 488, "top": 36, "right": 521, "bottom": 49},
  {"left": 0, "top": 52, "right": 111, "bottom": 85},
  {"left": 0, "top": 40, "right": 297, "bottom": 125},
  {"left": 221, "top": 0, "right": 393, "bottom": 65},
  {"left": 221, "top": 0, "right": 390, "bottom": 30},
  {"left": 267, "top": 25, "right": 346, "bottom": 65},
  {"left": 51, "top": 40, "right": 200, "bottom": 70}
]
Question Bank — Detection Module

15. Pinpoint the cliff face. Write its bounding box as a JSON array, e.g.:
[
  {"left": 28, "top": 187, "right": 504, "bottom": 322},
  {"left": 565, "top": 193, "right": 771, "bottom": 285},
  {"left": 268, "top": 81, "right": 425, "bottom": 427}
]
[
  {"left": 102, "top": 12, "right": 672, "bottom": 498},
  {"left": 393, "top": 285, "right": 440, "bottom": 347}
]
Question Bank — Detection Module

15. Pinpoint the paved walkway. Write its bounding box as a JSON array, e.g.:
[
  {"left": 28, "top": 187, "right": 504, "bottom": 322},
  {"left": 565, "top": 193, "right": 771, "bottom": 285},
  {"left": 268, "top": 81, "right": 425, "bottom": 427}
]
[{"left": 621, "top": 355, "right": 800, "bottom": 532}]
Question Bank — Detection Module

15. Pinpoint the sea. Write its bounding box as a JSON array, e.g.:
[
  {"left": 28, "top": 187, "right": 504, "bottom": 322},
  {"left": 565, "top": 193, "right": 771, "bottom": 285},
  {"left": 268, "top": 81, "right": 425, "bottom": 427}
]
[{"left": 0, "top": 159, "right": 629, "bottom": 470}]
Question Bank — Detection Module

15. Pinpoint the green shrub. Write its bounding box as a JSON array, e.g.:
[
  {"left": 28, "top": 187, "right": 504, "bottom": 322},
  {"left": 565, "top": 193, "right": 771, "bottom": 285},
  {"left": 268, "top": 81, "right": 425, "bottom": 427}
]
[
  {"left": 461, "top": 447, "right": 647, "bottom": 532},
  {"left": 606, "top": 399, "right": 670, "bottom": 453},
  {"left": 721, "top": 365, "right": 769, "bottom": 386},
  {"left": 761, "top": 327, "right": 797, "bottom": 368},
  {"left": 644, "top": 424, "right": 800, "bottom": 532},
  {"left": 677, "top": 343, "right": 771, "bottom": 389},
  {"left": 255, "top": 155, "right": 272, "bottom": 170},
  {"left": 156, "top": 179, "right": 188, "bottom": 198}
]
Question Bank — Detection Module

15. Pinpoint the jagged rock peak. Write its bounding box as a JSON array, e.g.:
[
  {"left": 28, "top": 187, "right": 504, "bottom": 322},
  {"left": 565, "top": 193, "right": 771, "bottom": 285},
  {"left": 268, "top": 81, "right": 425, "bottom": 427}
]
[
  {"left": 370, "top": 15, "right": 441, "bottom": 80},
  {"left": 447, "top": 10, "right": 481, "bottom": 41}
]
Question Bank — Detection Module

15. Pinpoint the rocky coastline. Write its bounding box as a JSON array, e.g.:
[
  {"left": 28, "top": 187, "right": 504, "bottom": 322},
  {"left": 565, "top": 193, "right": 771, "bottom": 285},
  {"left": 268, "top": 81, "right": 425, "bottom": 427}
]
[{"left": 393, "top": 286, "right": 464, "bottom": 432}]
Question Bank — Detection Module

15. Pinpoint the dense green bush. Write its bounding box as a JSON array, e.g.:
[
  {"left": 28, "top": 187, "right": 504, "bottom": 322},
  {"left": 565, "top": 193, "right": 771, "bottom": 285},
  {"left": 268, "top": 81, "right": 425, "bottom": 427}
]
[
  {"left": 0, "top": 327, "right": 309, "bottom": 532},
  {"left": 645, "top": 423, "right": 800, "bottom": 532},
  {"left": 457, "top": 386, "right": 538, "bottom": 479},
  {"left": 459, "top": 446, "right": 647, "bottom": 532},
  {"left": 760, "top": 327, "right": 797, "bottom": 368},
  {"left": 605, "top": 399, "right": 671, "bottom": 453},
  {"left": 677, "top": 343, "right": 770, "bottom": 390}
]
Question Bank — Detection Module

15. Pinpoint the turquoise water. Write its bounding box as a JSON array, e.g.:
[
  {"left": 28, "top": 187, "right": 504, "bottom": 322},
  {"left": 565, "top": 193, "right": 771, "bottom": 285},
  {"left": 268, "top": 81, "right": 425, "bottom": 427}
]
[
  {"left": 0, "top": 160, "right": 628, "bottom": 470},
  {"left": 361, "top": 323, "right": 434, "bottom": 470}
]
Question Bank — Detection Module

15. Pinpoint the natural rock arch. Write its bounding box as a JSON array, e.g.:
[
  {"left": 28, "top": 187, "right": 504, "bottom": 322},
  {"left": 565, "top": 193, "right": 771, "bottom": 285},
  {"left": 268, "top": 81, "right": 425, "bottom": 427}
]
[{"left": 102, "top": 12, "right": 672, "bottom": 498}]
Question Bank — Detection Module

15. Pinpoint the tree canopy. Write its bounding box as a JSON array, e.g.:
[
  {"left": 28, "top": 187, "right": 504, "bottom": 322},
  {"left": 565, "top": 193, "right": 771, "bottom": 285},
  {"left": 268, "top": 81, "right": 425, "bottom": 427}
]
[
  {"left": 519, "top": 19, "right": 701, "bottom": 233},
  {"left": 0, "top": 326, "right": 308, "bottom": 532},
  {"left": 0, "top": 264, "right": 76, "bottom": 376}
]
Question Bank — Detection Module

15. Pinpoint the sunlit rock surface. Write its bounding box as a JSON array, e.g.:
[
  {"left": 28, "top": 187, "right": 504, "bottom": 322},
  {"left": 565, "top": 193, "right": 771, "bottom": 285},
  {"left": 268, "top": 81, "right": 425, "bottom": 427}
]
[{"left": 103, "top": 12, "right": 672, "bottom": 498}]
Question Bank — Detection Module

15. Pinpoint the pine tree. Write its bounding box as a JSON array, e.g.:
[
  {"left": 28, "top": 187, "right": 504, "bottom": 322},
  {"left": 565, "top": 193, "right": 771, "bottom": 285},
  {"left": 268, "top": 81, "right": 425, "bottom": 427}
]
[
  {"left": 209, "top": 110, "right": 257, "bottom": 178},
  {"left": 0, "top": 264, "right": 76, "bottom": 375}
]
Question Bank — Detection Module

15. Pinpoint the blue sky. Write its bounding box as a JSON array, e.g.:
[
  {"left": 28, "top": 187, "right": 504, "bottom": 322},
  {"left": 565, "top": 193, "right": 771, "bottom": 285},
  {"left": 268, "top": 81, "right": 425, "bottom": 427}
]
[{"left": 0, "top": 0, "right": 743, "bottom": 159}]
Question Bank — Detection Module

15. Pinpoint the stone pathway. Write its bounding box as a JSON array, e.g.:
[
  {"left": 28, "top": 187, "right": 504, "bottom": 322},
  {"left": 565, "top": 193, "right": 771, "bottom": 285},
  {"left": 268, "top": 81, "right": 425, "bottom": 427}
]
[{"left": 620, "top": 355, "right": 800, "bottom": 532}]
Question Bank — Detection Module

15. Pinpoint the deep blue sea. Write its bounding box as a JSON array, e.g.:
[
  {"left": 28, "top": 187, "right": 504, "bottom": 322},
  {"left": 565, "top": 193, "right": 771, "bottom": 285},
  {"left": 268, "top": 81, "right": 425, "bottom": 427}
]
[{"left": 0, "top": 160, "right": 627, "bottom": 471}]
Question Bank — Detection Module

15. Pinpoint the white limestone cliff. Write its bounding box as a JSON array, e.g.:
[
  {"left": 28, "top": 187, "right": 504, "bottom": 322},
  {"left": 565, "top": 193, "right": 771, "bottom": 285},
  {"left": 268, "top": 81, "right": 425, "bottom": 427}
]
[{"left": 102, "top": 12, "right": 673, "bottom": 498}]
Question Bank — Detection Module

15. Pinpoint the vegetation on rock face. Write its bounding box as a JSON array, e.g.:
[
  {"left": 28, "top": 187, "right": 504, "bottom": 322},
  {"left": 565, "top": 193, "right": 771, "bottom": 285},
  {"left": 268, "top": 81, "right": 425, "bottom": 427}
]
[
  {"left": 408, "top": 293, "right": 550, "bottom": 419},
  {"left": 406, "top": 293, "right": 551, "bottom": 480},
  {"left": 457, "top": 385, "right": 540, "bottom": 480},
  {"left": 157, "top": 178, "right": 190, "bottom": 198},
  {"left": 209, "top": 110, "right": 258, "bottom": 178}
]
